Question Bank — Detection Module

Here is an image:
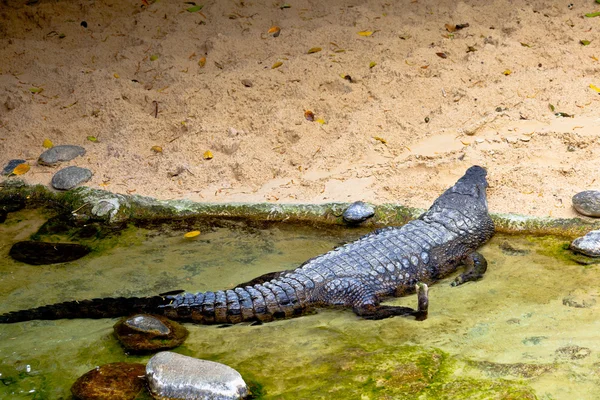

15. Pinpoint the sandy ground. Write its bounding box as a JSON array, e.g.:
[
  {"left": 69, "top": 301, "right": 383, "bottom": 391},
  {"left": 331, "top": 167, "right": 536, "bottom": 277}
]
[{"left": 0, "top": 0, "right": 599, "bottom": 218}]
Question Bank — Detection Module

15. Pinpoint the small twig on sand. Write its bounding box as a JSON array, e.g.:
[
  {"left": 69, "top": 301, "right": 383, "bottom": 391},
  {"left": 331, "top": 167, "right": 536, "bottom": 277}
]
[{"left": 153, "top": 100, "right": 158, "bottom": 118}]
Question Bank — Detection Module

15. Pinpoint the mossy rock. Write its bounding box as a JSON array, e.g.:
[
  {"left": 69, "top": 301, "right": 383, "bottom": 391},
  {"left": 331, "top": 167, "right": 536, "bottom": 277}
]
[{"left": 71, "top": 362, "right": 146, "bottom": 400}]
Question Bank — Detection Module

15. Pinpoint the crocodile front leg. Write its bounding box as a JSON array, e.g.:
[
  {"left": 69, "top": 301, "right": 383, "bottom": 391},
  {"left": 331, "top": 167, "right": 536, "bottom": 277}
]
[
  {"left": 451, "top": 251, "right": 488, "bottom": 287},
  {"left": 353, "top": 283, "right": 429, "bottom": 321}
]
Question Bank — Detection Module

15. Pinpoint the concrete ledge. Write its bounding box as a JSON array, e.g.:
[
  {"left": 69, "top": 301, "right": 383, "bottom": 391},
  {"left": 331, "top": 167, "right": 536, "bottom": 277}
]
[{"left": 1, "top": 180, "right": 598, "bottom": 237}]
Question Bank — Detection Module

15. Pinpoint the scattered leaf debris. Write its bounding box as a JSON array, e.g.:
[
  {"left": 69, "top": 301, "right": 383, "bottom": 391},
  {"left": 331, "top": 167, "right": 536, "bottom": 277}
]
[
  {"left": 42, "top": 139, "right": 53, "bottom": 148},
  {"left": 241, "top": 79, "right": 253, "bottom": 87},
  {"left": 272, "top": 61, "right": 283, "bottom": 69},
  {"left": 445, "top": 23, "right": 469, "bottom": 32},
  {"left": 467, "top": 45, "right": 477, "bottom": 53},
  {"left": 87, "top": 136, "right": 98, "bottom": 142},
  {"left": 198, "top": 57, "right": 206, "bottom": 67},
  {"left": 584, "top": 11, "right": 600, "bottom": 18},
  {"left": 369, "top": 61, "right": 377, "bottom": 68},
  {"left": 555, "top": 112, "right": 574, "bottom": 118},
  {"left": 12, "top": 163, "right": 30, "bottom": 176},
  {"left": 150, "top": 54, "right": 159, "bottom": 61},
  {"left": 520, "top": 42, "right": 531, "bottom": 47},
  {"left": 268, "top": 26, "right": 281, "bottom": 37},
  {"left": 307, "top": 47, "right": 322, "bottom": 54},
  {"left": 186, "top": 5, "right": 203, "bottom": 12},
  {"left": 358, "top": 30, "right": 374, "bottom": 37},
  {"left": 304, "top": 110, "right": 315, "bottom": 121},
  {"left": 280, "top": 3, "right": 291, "bottom": 9},
  {"left": 184, "top": 230, "right": 201, "bottom": 238},
  {"left": 548, "top": 104, "right": 555, "bottom": 112},
  {"left": 203, "top": 150, "right": 213, "bottom": 159},
  {"left": 151, "top": 145, "right": 163, "bottom": 153},
  {"left": 342, "top": 74, "right": 353, "bottom": 82},
  {"left": 373, "top": 136, "right": 387, "bottom": 144},
  {"left": 580, "top": 40, "right": 591, "bottom": 46},
  {"left": 503, "top": 69, "right": 512, "bottom": 75},
  {"left": 589, "top": 84, "right": 600, "bottom": 93},
  {"left": 436, "top": 52, "right": 448, "bottom": 58},
  {"left": 29, "top": 87, "right": 43, "bottom": 94},
  {"left": 315, "top": 118, "right": 326, "bottom": 124}
]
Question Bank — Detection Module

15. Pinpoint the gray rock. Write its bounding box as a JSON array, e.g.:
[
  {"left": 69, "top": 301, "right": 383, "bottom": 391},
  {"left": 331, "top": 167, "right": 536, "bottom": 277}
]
[
  {"left": 2, "top": 159, "right": 26, "bottom": 175},
  {"left": 146, "top": 352, "right": 248, "bottom": 400},
  {"left": 570, "top": 230, "right": 600, "bottom": 257},
  {"left": 343, "top": 201, "right": 375, "bottom": 224},
  {"left": 91, "top": 198, "right": 120, "bottom": 219},
  {"left": 572, "top": 190, "right": 600, "bottom": 217},
  {"left": 38, "top": 145, "right": 85, "bottom": 166},
  {"left": 51, "top": 166, "right": 92, "bottom": 190},
  {"left": 125, "top": 315, "right": 171, "bottom": 336}
]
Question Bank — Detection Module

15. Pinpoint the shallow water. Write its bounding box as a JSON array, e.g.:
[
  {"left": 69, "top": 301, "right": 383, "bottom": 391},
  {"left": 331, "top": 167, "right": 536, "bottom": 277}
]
[{"left": 0, "top": 210, "right": 599, "bottom": 399}]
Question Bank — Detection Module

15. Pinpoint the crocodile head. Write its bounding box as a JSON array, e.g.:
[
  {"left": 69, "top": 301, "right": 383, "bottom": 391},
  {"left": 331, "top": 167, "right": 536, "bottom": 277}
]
[
  {"left": 427, "top": 165, "right": 490, "bottom": 215},
  {"left": 451, "top": 165, "right": 489, "bottom": 206}
]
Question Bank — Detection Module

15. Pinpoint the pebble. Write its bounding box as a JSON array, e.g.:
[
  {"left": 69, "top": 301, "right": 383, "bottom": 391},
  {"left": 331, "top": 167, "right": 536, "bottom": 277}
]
[
  {"left": 572, "top": 190, "right": 600, "bottom": 217},
  {"left": 9, "top": 241, "right": 91, "bottom": 265},
  {"left": 51, "top": 166, "right": 92, "bottom": 190},
  {"left": 146, "top": 352, "right": 248, "bottom": 400},
  {"left": 343, "top": 201, "right": 375, "bottom": 224},
  {"left": 570, "top": 230, "right": 600, "bottom": 257},
  {"left": 38, "top": 145, "right": 86, "bottom": 166},
  {"left": 70, "top": 362, "right": 146, "bottom": 400},
  {"left": 2, "top": 159, "right": 26, "bottom": 175}
]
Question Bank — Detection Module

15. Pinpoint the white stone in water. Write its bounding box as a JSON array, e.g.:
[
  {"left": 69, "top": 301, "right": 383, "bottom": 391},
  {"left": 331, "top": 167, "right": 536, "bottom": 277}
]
[
  {"left": 146, "top": 352, "right": 248, "bottom": 400},
  {"left": 570, "top": 230, "right": 600, "bottom": 257}
]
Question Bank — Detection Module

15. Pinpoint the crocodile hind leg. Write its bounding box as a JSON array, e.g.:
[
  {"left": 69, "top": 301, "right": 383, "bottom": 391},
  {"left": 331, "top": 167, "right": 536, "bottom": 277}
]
[
  {"left": 353, "top": 283, "right": 429, "bottom": 321},
  {"left": 451, "top": 251, "right": 488, "bottom": 287}
]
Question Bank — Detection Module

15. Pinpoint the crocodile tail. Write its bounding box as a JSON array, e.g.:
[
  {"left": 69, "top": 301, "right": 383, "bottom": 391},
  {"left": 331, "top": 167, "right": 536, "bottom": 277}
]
[
  {"left": 0, "top": 296, "right": 167, "bottom": 324},
  {"left": 160, "top": 278, "right": 309, "bottom": 325}
]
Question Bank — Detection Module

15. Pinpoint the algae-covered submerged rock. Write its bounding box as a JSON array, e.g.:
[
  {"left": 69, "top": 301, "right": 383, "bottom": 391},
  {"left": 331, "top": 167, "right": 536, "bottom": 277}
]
[
  {"left": 70, "top": 362, "right": 146, "bottom": 400},
  {"left": 9, "top": 241, "right": 91, "bottom": 265},
  {"left": 146, "top": 352, "right": 248, "bottom": 400}
]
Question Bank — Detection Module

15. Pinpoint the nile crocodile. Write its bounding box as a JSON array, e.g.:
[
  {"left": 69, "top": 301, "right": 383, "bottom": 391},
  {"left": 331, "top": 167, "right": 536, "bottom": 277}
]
[{"left": 0, "top": 166, "right": 495, "bottom": 324}]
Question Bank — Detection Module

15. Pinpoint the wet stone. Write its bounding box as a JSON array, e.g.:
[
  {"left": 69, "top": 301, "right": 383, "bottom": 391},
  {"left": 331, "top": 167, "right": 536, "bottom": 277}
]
[
  {"left": 572, "top": 190, "right": 600, "bottom": 217},
  {"left": 124, "top": 314, "right": 171, "bottom": 335},
  {"left": 499, "top": 241, "right": 530, "bottom": 256},
  {"left": 114, "top": 314, "right": 188, "bottom": 353},
  {"left": 38, "top": 144, "right": 85, "bottom": 166},
  {"left": 555, "top": 345, "right": 591, "bottom": 360},
  {"left": 51, "top": 166, "right": 92, "bottom": 190},
  {"left": 2, "top": 159, "right": 26, "bottom": 175},
  {"left": 570, "top": 230, "right": 600, "bottom": 257},
  {"left": 562, "top": 288, "right": 597, "bottom": 309},
  {"left": 70, "top": 362, "right": 146, "bottom": 400},
  {"left": 9, "top": 241, "right": 91, "bottom": 265},
  {"left": 146, "top": 352, "right": 248, "bottom": 400},
  {"left": 343, "top": 201, "right": 375, "bottom": 224}
]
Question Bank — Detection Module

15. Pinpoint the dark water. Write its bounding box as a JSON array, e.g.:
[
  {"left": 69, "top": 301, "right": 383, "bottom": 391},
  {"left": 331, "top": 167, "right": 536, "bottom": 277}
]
[{"left": 0, "top": 210, "right": 599, "bottom": 399}]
